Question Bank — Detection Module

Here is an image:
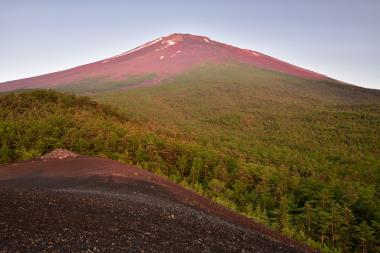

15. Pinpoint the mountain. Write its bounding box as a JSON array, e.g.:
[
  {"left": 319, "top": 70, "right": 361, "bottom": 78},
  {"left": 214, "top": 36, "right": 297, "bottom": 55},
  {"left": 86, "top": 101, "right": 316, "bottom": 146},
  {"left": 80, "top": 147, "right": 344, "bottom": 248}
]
[
  {"left": 0, "top": 33, "right": 327, "bottom": 92},
  {"left": 1, "top": 34, "right": 380, "bottom": 252}
]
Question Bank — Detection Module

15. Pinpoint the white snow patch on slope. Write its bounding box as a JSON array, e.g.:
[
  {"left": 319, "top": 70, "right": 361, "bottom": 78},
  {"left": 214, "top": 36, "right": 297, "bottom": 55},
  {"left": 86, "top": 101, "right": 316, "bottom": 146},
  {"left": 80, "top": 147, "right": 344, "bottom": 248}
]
[
  {"left": 162, "top": 39, "right": 177, "bottom": 49},
  {"left": 167, "top": 40, "right": 176, "bottom": 46},
  {"left": 171, "top": 51, "right": 182, "bottom": 58},
  {"left": 204, "top": 38, "right": 210, "bottom": 43},
  {"left": 252, "top": 52, "right": 260, "bottom": 56},
  {"left": 160, "top": 56, "right": 165, "bottom": 60},
  {"left": 108, "top": 37, "right": 163, "bottom": 60}
]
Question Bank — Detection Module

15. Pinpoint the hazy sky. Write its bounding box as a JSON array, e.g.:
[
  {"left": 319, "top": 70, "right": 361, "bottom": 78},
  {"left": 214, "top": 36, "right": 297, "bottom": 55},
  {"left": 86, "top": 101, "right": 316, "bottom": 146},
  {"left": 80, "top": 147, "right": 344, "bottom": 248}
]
[{"left": 1, "top": 0, "right": 379, "bottom": 89}]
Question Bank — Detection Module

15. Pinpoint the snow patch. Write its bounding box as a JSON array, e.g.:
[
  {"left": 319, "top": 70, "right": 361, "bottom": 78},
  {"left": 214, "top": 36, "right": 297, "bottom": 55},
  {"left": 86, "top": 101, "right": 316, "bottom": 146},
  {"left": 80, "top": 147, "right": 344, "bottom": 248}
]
[
  {"left": 204, "top": 38, "right": 210, "bottom": 43},
  {"left": 162, "top": 39, "right": 177, "bottom": 49},
  {"left": 109, "top": 37, "right": 163, "bottom": 60},
  {"left": 252, "top": 52, "right": 260, "bottom": 56},
  {"left": 160, "top": 56, "right": 165, "bottom": 60},
  {"left": 170, "top": 51, "right": 182, "bottom": 58},
  {"left": 167, "top": 40, "right": 176, "bottom": 46}
]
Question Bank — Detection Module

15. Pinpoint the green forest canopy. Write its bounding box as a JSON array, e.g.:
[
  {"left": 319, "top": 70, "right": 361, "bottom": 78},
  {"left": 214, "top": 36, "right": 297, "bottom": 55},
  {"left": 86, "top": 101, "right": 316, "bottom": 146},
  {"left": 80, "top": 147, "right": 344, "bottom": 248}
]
[{"left": 1, "top": 64, "right": 380, "bottom": 253}]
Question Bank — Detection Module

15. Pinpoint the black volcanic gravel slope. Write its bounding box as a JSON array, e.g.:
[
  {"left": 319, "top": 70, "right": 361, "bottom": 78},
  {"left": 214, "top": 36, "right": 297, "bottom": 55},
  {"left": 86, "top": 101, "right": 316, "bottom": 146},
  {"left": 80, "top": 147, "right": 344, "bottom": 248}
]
[{"left": 0, "top": 157, "right": 313, "bottom": 253}]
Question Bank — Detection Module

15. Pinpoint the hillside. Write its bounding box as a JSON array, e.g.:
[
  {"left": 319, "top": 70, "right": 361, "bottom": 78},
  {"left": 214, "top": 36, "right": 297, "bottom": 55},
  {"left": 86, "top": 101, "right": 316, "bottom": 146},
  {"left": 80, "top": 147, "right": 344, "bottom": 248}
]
[
  {"left": 1, "top": 33, "right": 380, "bottom": 252},
  {"left": 93, "top": 64, "right": 380, "bottom": 253},
  {"left": 0, "top": 155, "right": 311, "bottom": 252},
  {"left": 94, "top": 63, "right": 380, "bottom": 181},
  {"left": 1, "top": 89, "right": 380, "bottom": 252}
]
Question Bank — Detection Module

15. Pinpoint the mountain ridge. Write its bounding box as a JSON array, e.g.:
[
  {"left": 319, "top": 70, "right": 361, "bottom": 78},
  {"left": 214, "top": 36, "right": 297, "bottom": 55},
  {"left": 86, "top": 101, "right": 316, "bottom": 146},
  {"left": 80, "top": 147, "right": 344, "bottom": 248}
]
[{"left": 0, "top": 33, "right": 328, "bottom": 92}]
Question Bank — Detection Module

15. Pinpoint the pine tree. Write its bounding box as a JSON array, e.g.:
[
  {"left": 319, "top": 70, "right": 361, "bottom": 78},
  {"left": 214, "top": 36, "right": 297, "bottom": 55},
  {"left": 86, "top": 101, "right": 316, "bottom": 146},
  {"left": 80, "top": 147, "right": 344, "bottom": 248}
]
[
  {"left": 304, "top": 202, "right": 313, "bottom": 236},
  {"left": 316, "top": 208, "right": 331, "bottom": 245},
  {"left": 0, "top": 142, "right": 12, "bottom": 163},
  {"left": 278, "top": 196, "right": 294, "bottom": 236},
  {"left": 354, "top": 221, "right": 376, "bottom": 253},
  {"left": 338, "top": 205, "right": 355, "bottom": 251},
  {"left": 176, "top": 154, "right": 188, "bottom": 180},
  {"left": 213, "top": 161, "right": 230, "bottom": 182},
  {"left": 190, "top": 157, "right": 202, "bottom": 185}
]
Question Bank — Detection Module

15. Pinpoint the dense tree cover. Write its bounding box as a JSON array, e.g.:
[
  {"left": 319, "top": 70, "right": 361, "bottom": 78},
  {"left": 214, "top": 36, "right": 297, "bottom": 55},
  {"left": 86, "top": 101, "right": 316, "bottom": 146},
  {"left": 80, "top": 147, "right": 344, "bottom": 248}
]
[
  {"left": 92, "top": 65, "right": 380, "bottom": 252},
  {"left": 1, "top": 67, "right": 380, "bottom": 253}
]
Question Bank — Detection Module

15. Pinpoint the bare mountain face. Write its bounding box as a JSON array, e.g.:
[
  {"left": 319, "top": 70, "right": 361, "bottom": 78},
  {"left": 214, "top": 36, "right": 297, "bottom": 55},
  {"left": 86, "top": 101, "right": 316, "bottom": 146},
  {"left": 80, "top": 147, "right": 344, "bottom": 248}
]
[{"left": 0, "top": 33, "right": 327, "bottom": 92}]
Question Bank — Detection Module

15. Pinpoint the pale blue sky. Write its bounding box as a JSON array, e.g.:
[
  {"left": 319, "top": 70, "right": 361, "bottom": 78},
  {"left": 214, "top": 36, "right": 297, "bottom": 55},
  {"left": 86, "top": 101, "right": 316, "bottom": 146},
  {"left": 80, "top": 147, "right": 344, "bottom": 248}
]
[{"left": 0, "top": 0, "right": 379, "bottom": 89}]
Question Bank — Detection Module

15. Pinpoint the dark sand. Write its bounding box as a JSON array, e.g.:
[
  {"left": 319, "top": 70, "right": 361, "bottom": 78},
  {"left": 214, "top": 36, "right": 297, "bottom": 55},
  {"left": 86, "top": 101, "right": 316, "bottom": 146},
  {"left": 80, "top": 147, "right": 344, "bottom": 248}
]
[{"left": 0, "top": 157, "right": 314, "bottom": 253}]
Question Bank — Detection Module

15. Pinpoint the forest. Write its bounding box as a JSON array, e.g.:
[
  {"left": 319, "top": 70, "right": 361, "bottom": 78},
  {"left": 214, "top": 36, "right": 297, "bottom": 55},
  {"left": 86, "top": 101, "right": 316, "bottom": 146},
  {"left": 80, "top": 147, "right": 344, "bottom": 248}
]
[{"left": 1, "top": 89, "right": 379, "bottom": 252}]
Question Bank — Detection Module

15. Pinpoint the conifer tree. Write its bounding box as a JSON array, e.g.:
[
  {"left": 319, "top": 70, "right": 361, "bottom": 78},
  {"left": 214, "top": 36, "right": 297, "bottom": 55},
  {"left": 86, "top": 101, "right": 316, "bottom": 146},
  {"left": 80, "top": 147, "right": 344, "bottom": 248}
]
[{"left": 354, "top": 221, "right": 376, "bottom": 253}]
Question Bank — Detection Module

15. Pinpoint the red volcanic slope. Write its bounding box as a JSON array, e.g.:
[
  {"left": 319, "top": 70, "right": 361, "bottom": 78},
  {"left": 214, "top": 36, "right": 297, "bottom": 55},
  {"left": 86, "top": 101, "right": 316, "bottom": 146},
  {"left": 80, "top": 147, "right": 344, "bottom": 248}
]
[{"left": 0, "top": 33, "right": 327, "bottom": 92}]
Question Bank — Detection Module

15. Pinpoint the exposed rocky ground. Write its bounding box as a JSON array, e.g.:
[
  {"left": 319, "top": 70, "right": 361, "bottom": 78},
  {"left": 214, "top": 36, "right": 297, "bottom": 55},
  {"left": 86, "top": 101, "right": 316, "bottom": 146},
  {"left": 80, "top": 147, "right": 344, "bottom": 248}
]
[
  {"left": 0, "top": 156, "right": 314, "bottom": 253},
  {"left": 41, "top": 149, "right": 78, "bottom": 160}
]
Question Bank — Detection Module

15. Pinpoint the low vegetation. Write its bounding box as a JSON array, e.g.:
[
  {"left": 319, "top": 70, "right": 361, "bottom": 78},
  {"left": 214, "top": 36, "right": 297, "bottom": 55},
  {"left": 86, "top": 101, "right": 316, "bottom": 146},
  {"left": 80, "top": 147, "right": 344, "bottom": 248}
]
[
  {"left": 56, "top": 74, "right": 155, "bottom": 95},
  {"left": 1, "top": 63, "right": 380, "bottom": 252}
]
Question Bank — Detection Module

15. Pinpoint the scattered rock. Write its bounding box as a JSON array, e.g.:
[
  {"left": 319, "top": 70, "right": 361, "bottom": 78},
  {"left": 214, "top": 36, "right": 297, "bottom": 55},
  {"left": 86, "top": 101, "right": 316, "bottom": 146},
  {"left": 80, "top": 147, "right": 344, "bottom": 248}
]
[{"left": 41, "top": 149, "right": 78, "bottom": 160}]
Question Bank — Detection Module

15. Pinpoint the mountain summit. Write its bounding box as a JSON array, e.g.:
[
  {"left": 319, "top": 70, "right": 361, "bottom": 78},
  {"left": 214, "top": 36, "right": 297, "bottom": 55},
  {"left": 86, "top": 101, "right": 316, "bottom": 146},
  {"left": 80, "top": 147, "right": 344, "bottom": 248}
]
[{"left": 0, "top": 33, "right": 327, "bottom": 92}]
